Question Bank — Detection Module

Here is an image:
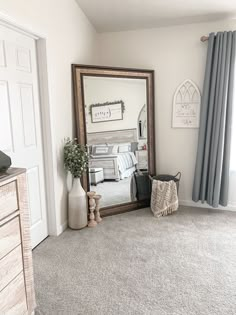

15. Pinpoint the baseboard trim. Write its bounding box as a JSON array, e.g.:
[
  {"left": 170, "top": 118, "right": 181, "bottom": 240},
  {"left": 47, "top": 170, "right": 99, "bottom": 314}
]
[
  {"left": 179, "top": 199, "right": 236, "bottom": 212},
  {"left": 57, "top": 220, "right": 68, "bottom": 235}
]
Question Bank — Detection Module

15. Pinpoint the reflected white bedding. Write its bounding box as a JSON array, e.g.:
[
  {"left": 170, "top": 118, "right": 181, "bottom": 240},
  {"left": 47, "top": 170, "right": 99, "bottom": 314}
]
[{"left": 117, "top": 152, "right": 137, "bottom": 175}]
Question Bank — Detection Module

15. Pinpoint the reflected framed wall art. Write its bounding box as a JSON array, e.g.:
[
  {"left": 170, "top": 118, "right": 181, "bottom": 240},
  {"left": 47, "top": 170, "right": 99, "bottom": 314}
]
[{"left": 90, "top": 100, "right": 125, "bottom": 123}]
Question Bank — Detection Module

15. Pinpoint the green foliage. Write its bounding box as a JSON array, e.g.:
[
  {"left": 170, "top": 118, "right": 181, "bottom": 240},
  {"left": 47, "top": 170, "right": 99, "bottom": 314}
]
[{"left": 64, "top": 138, "right": 89, "bottom": 178}]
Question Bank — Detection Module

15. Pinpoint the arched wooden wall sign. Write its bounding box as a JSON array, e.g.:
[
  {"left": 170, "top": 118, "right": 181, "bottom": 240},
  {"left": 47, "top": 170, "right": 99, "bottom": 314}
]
[{"left": 172, "top": 79, "right": 201, "bottom": 128}]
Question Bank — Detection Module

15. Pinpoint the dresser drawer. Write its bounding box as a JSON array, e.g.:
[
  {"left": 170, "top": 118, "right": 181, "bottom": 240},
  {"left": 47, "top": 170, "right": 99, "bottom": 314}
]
[
  {"left": 0, "top": 245, "right": 23, "bottom": 292},
  {"left": 0, "top": 217, "right": 21, "bottom": 260},
  {"left": 0, "top": 181, "right": 18, "bottom": 220},
  {"left": 138, "top": 151, "right": 147, "bottom": 157},
  {"left": 0, "top": 272, "right": 27, "bottom": 315}
]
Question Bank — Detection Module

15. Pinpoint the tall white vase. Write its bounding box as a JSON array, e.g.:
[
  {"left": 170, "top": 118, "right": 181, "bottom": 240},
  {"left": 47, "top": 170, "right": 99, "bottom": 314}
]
[{"left": 68, "top": 177, "right": 88, "bottom": 229}]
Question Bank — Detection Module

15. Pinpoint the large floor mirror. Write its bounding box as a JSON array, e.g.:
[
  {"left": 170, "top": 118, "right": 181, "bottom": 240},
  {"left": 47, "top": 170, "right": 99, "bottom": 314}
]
[{"left": 72, "top": 65, "right": 155, "bottom": 216}]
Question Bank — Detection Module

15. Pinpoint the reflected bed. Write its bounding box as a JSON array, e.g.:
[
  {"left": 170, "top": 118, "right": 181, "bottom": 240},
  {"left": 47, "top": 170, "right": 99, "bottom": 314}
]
[{"left": 89, "top": 151, "right": 137, "bottom": 181}]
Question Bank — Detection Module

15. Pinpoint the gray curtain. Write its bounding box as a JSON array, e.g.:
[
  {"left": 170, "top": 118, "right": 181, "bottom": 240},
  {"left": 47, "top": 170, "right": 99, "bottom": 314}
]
[{"left": 192, "top": 31, "right": 236, "bottom": 207}]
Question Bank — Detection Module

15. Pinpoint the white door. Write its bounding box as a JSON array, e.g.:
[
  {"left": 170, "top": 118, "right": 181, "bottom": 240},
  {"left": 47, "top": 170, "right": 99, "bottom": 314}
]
[{"left": 0, "top": 24, "right": 48, "bottom": 248}]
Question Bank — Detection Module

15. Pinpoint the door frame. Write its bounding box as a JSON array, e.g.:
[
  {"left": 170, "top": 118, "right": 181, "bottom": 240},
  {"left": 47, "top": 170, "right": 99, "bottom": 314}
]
[{"left": 0, "top": 12, "right": 58, "bottom": 236}]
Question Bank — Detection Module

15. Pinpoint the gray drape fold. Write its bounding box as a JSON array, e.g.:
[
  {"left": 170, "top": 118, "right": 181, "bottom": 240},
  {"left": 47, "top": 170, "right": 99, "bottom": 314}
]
[{"left": 192, "top": 31, "right": 236, "bottom": 207}]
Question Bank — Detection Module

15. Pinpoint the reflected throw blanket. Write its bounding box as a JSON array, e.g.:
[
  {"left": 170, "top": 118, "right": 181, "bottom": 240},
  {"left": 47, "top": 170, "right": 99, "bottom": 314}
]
[{"left": 151, "top": 179, "right": 178, "bottom": 217}]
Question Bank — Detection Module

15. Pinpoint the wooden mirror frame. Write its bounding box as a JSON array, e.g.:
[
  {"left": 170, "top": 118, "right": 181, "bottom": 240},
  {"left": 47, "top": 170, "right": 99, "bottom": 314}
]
[{"left": 72, "top": 64, "right": 156, "bottom": 217}]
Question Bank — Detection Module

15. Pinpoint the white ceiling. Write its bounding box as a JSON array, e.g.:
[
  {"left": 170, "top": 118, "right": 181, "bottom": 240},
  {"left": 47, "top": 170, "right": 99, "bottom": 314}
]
[{"left": 75, "top": 0, "right": 236, "bottom": 32}]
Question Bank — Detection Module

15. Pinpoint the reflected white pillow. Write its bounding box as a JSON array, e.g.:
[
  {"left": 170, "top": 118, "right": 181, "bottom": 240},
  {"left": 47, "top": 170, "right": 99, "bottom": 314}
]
[{"left": 118, "top": 143, "right": 131, "bottom": 153}]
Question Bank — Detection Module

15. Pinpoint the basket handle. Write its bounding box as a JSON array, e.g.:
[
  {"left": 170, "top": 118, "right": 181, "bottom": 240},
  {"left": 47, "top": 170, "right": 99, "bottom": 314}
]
[{"left": 174, "top": 172, "right": 181, "bottom": 181}]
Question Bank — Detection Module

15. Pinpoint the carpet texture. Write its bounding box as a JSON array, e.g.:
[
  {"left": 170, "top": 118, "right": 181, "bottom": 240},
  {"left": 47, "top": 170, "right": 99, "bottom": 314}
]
[{"left": 33, "top": 206, "right": 236, "bottom": 315}]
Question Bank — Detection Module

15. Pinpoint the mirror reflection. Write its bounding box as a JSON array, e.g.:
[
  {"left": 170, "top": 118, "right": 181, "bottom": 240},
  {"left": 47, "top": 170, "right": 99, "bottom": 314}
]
[{"left": 84, "top": 76, "right": 148, "bottom": 208}]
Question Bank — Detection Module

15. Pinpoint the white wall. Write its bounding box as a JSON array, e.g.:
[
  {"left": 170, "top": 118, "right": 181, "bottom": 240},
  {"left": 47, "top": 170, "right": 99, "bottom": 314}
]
[
  {"left": 84, "top": 77, "right": 146, "bottom": 141},
  {"left": 96, "top": 19, "right": 236, "bottom": 208},
  {"left": 0, "top": 0, "right": 97, "bottom": 234}
]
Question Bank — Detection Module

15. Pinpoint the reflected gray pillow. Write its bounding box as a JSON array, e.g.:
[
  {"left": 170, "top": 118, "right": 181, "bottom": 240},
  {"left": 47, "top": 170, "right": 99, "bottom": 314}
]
[
  {"left": 131, "top": 142, "right": 138, "bottom": 152},
  {"left": 92, "top": 145, "right": 113, "bottom": 155}
]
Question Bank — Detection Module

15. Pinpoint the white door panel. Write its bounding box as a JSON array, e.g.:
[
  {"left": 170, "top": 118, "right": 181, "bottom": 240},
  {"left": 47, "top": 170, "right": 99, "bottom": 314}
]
[
  {"left": 0, "top": 40, "right": 6, "bottom": 66},
  {"left": 0, "top": 81, "right": 13, "bottom": 152},
  {"left": 0, "top": 25, "right": 48, "bottom": 248}
]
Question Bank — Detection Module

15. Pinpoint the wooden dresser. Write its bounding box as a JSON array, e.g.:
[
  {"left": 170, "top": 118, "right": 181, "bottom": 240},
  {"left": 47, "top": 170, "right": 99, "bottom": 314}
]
[{"left": 0, "top": 168, "right": 36, "bottom": 315}]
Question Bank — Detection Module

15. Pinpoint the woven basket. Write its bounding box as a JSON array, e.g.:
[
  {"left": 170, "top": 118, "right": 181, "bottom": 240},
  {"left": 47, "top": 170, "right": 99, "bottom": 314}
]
[{"left": 150, "top": 172, "right": 181, "bottom": 193}]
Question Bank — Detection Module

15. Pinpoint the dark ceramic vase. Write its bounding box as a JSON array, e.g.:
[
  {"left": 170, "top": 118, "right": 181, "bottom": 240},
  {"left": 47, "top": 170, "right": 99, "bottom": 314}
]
[{"left": 0, "top": 151, "right": 12, "bottom": 172}]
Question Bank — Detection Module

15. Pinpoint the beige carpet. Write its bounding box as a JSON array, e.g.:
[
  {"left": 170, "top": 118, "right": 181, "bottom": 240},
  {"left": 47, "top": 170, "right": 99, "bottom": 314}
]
[{"left": 33, "top": 206, "right": 236, "bottom": 315}]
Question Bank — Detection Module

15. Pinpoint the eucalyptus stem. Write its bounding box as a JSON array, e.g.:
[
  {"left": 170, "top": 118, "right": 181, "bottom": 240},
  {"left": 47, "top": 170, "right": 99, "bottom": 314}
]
[{"left": 64, "top": 138, "right": 89, "bottom": 178}]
